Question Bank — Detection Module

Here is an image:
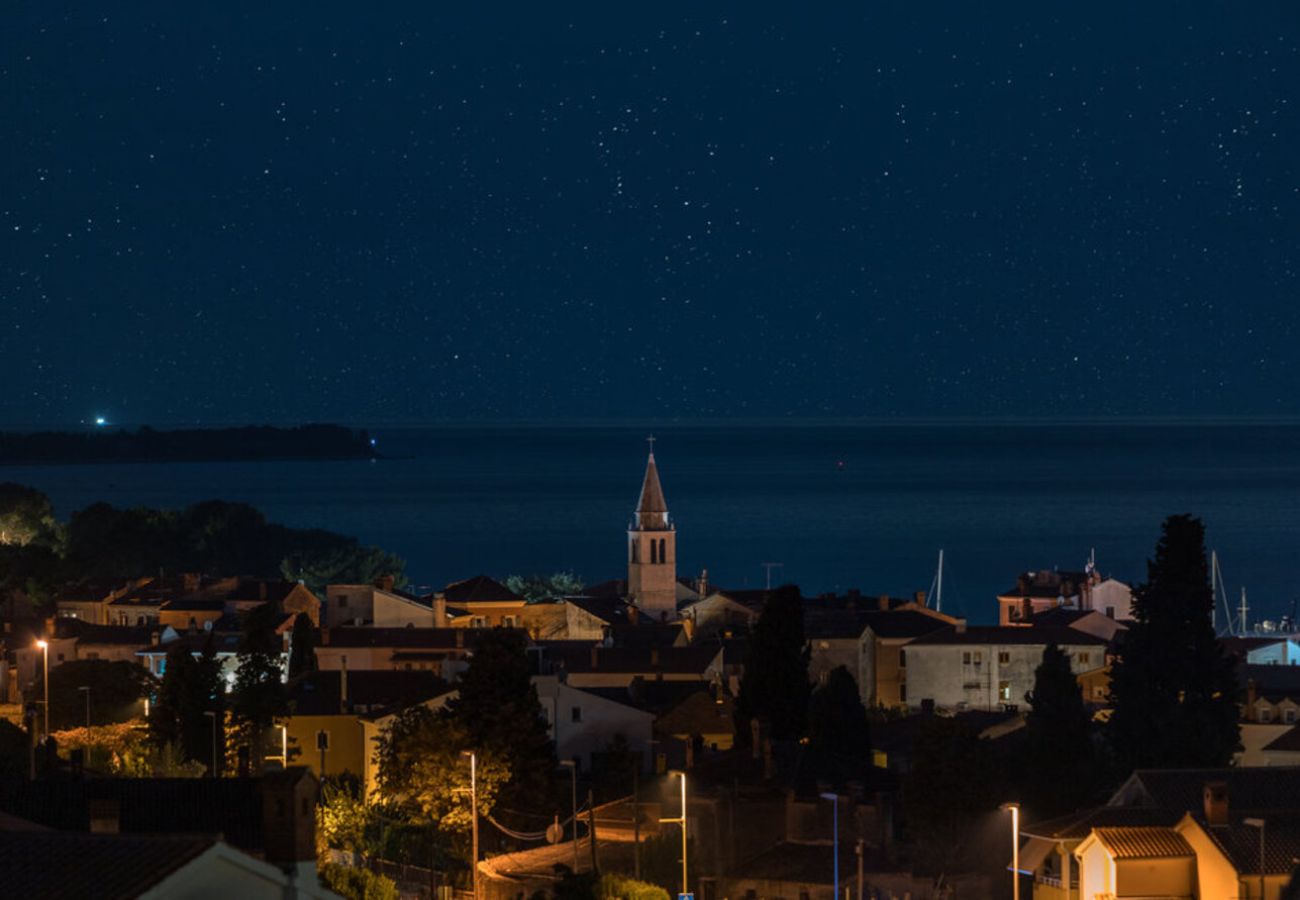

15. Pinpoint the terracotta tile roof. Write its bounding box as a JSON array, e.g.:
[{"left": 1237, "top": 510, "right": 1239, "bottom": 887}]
[
  {"left": 0, "top": 831, "right": 218, "bottom": 900},
  {"left": 1092, "top": 826, "right": 1194, "bottom": 859},
  {"left": 1124, "top": 767, "right": 1300, "bottom": 814},
  {"left": 1194, "top": 814, "right": 1300, "bottom": 875},
  {"left": 1022, "top": 806, "right": 1180, "bottom": 840}
]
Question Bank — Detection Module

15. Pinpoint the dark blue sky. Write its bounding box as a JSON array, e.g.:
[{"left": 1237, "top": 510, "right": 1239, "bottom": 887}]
[{"left": 4, "top": 3, "right": 1299, "bottom": 425}]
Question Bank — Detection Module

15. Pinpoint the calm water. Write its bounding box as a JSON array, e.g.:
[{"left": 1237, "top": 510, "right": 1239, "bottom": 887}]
[{"left": 3, "top": 421, "right": 1299, "bottom": 624}]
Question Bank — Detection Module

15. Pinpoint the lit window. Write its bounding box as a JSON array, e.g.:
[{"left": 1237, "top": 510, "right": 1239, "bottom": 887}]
[
  {"left": 973, "top": 652, "right": 983, "bottom": 664},
  {"left": 999, "top": 681, "right": 1011, "bottom": 702}
]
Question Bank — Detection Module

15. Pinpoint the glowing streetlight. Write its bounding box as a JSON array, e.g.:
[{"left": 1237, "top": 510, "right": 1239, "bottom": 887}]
[
  {"left": 820, "top": 792, "right": 839, "bottom": 900},
  {"left": 35, "top": 640, "right": 48, "bottom": 738},
  {"left": 659, "top": 770, "right": 689, "bottom": 898},
  {"left": 1000, "top": 802, "right": 1021, "bottom": 900},
  {"left": 461, "top": 751, "right": 480, "bottom": 900},
  {"left": 560, "top": 759, "right": 579, "bottom": 871}
]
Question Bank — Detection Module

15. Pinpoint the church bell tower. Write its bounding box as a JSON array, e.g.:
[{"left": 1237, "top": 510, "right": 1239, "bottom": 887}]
[{"left": 628, "top": 438, "right": 677, "bottom": 622}]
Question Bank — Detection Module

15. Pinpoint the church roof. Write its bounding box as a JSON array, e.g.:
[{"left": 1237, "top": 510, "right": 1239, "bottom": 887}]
[{"left": 635, "top": 450, "right": 670, "bottom": 529}]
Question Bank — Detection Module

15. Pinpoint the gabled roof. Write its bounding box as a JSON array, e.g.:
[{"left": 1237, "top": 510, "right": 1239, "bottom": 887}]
[
  {"left": 1115, "top": 766, "right": 1300, "bottom": 814},
  {"left": 1190, "top": 813, "right": 1300, "bottom": 875},
  {"left": 440, "top": 575, "right": 523, "bottom": 604},
  {"left": 287, "top": 669, "right": 446, "bottom": 716},
  {"left": 0, "top": 832, "right": 219, "bottom": 900},
  {"left": 909, "top": 625, "right": 1107, "bottom": 647},
  {"left": 53, "top": 620, "right": 155, "bottom": 646},
  {"left": 1021, "top": 806, "right": 1180, "bottom": 840},
  {"left": 1090, "top": 826, "right": 1194, "bottom": 859}
]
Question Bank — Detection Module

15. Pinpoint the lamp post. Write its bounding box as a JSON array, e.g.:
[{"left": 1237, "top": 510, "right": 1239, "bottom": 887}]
[
  {"left": 77, "top": 686, "right": 91, "bottom": 728},
  {"left": 462, "top": 751, "right": 480, "bottom": 900},
  {"left": 560, "top": 759, "right": 579, "bottom": 872},
  {"left": 1244, "top": 817, "right": 1265, "bottom": 899},
  {"left": 203, "top": 711, "right": 218, "bottom": 776},
  {"left": 1000, "top": 802, "right": 1020, "bottom": 900},
  {"left": 659, "top": 770, "right": 689, "bottom": 898},
  {"left": 820, "top": 793, "right": 840, "bottom": 900},
  {"left": 35, "top": 640, "right": 48, "bottom": 738}
]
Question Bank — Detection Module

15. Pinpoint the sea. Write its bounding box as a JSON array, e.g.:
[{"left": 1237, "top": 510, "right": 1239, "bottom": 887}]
[{"left": 3, "top": 420, "right": 1299, "bottom": 626}]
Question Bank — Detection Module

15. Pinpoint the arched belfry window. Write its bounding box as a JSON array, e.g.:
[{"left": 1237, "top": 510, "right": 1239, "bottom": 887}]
[
  {"left": 651, "top": 540, "right": 658, "bottom": 564},
  {"left": 659, "top": 538, "right": 666, "bottom": 563},
  {"left": 631, "top": 541, "right": 639, "bottom": 563}
]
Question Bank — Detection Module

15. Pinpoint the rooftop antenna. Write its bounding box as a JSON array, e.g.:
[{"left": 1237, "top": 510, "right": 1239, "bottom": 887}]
[
  {"left": 761, "top": 562, "right": 783, "bottom": 590},
  {"left": 1239, "top": 586, "right": 1250, "bottom": 636}
]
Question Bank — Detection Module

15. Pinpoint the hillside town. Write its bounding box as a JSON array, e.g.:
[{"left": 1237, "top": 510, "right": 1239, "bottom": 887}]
[{"left": 2, "top": 447, "right": 1300, "bottom": 899}]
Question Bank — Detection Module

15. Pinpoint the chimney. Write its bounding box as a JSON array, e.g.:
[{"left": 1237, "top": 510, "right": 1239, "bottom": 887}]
[
  {"left": 320, "top": 626, "right": 330, "bottom": 646},
  {"left": 1022, "top": 597, "right": 1033, "bottom": 621},
  {"left": 433, "top": 594, "right": 447, "bottom": 624},
  {"left": 1203, "top": 781, "right": 1229, "bottom": 826},
  {"left": 1247, "top": 678, "right": 1257, "bottom": 717},
  {"left": 377, "top": 574, "right": 395, "bottom": 592},
  {"left": 591, "top": 646, "right": 600, "bottom": 669},
  {"left": 260, "top": 769, "right": 318, "bottom": 866},
  {"left": 339, "top": 659, "right": 349, "bottom": 715},
  {"left": 698, "top": 568, "right": 709, "bottom": 599},
  {"left": 877, "top": 595, "right": 891, "bottom": 611},
  {"left": 914, "top": 590, "right": 927, "bottom": 607},
  {"left": 627, "top": 603, "right": 639, "bottom": 626},
  {"left": 954, "top": 620, "right": 967, "bottom": 634},
  {"left": 88, "top": 798, "right": 120, "bottom": 834},
  {"left": 150, "top": 630, "right": 161, "bottom": 646}
]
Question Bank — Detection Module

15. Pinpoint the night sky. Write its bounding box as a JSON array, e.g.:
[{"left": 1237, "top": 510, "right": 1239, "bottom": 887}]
[{"left": 4, "top": 4, "right": 1299, "bottom": 425}]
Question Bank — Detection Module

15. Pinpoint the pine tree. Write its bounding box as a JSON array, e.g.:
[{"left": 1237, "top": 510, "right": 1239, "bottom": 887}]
[
  {"left": 1107, "top": 514, "right": 1239, "bottom": 774},
  {"left": 1022, "top": 643, "right": 1098, "bottom": 818},
  {"left": 735, "top": 585, "right": 810, "bottom": 743},
  {"left": 228, "top": 601, "right": 288, "bottom": 771},
  {"left": 807, "top": 665, "right": 870, "bottom": 758}
]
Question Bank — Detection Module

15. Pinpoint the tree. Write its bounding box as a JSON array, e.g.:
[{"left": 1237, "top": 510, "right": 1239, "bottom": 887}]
[
  {"left": 1107, "top": 514, "right": 1240, "bottom": 774},
  {"left": 734, "top": 585, "right": 810, "bottom": 743},
  {"left": 228, "top": 602, "right": 288, "bottom": 770},
  {"left": 148, "top": 635, "right": 225, "bottom": 770},
  {"left": 1021, "top": 643, "right": 1098, "bottom": 819},
  {"left": 807, "top": 666, "right": 870, "bottom": 758},
  {"left": 318, "top": 863, "right": 399, "bottom": 900},
  {"left": 288, "top": 612, "right": 317, "bottom": 678},
  {"left": 280, "top": 540, "right": 406, "bottom": 595},
  {"left": 150, "top": 642, "right": 199, "bottom": 749},
  {"left": 442, "top": 628, "right": 557, "bottom": 811},
  {"left": 506, "top": 571, "right": 585, "bottom": 602},
  {"left": 0, "top": 483, "right": 60, "bottom": 547},
  {"left": 902, "top": 716, "right": 1003, "bottom": 885}
]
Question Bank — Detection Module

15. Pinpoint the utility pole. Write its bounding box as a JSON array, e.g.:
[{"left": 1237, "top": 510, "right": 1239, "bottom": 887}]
[
  {"left": 78, "top": 686, "right": 91, "bottom": 729},
  {"left": 587, "top": 788, "right": 598, "bottom": 873},
  {"left": 561, "top": 760, "right": 578, "bottom": 872},
  {"left": 659, "top": 771, "right": 689, "bottom": 897}
]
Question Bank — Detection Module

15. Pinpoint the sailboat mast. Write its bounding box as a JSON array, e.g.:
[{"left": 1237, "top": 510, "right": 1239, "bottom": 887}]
[
  {"left": 1239, "top": 587, "right": 1249, "bottom": 636},
  {"left": 935, "top": 549, "right": 944, "bottom": 613}
]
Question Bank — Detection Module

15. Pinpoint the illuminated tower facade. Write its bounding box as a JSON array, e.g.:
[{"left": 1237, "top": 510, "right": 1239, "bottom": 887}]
[{"left": 627, "top": 439, "right": 677, "bottom": 622}]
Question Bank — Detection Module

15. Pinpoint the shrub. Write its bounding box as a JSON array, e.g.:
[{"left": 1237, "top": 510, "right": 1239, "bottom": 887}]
[{"left": 318, "top": 863, "right": 399, "bottom": 900}]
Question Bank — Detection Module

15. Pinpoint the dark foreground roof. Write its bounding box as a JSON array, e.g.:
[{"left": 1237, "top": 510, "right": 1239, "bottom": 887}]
[
  {"left": 440, "top": 575, "right": 523, "bottom": 604},
  {"left": 1121, "top": 766, "right": 1300, "bottom": 814},
  {"left": 0, "top": 831, "right": 217, "bottom": 900}
]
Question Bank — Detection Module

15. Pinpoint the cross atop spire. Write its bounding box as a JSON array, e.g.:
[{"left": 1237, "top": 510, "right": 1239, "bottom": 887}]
[{"left": 646, "top": 434, "right": 656, "bottom": 458}]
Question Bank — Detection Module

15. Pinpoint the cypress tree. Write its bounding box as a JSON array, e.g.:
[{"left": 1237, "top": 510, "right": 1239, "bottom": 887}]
[
  {"left": 1022, "top": 643, "right": 1098, "bottom": 818},
  {"left": 228, "top": 601, "right": 288, "bottom": 770},
  {"left": 735, "top": 585, "right": 810, "bottom": 743},
  {"left": 807, "top": 665, "right": 870, "bottom": 758},
  {"left": 287, "top": 612, "right": 316, "bottom": 678},
  {"left": 1107, "top": 514, "right": 1239, "bottom": 774}
]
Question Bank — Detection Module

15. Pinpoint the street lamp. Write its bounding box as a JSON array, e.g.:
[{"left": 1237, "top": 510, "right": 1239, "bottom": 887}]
[
  {"left": 659, "top": 770, "right": 689, "bottom": 898},
  {"left": 462, "top": 751, "right": 480, "bottom": 900},
  {"left": 820, "top": 793, "right": 839, "bottom": 900},
  {"left": 1244, "top": 817, "right": 1265, "bottom": 900},
  {"left": 35, "top": 640, "right": 48, "bottom": 738},
  {"left": 560, "top": 759, "right": 579, "bottom": 872},
  {"left": 77, "top": 686, "right": 91, "bottom": 729},
  {"left": 1000, "top": 802, "right": 1020, "bottom": 900},
  {"left": 203, "top": 711, "right": 218, "bottom": 776}
]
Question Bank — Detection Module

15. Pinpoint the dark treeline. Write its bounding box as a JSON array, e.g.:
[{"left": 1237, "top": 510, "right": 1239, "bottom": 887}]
[{"left": 0, "top": 424, "right": 375, "bottom": 464}]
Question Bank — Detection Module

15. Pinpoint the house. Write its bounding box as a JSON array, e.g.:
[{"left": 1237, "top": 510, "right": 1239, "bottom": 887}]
[
  {"left": 541, "top": 642, "right": 725, "bottom": 689},
  {"left": 54, "top": 578, "right": 151, "bottom": 625},
  {"left": 855, "top": 607, "right": 962, "bottom": 708},
  {"left": 1244, "top": 665, "right": 1300, "bottom": 725},
  {"left": 1226, "top": 636, "right": 1300, "bottom": 668},
  {"left": 587, "top": 679, "right": 737, "bottom": 754},
  {"left": 324, "top": 576, "right": 431, "bottom": 627},
  {"left": 313, "top": 626, "right": 481, "bottom": 679},
  {"left": 1028, "top": 605, "right": 1129, "bottom": 643},
  {"left": 1019, "top": 767, "right": 1300, "bottom": 900},
  {"left": 0, "top": 768, "right": 330, "bottom": 897},
  {"left": 534, "top": 674, "right": 655, "bottom": 770},
  {"left": 998, "top": 568, "right": 1134, "bottom": 626},
  {"left": 903, "top": 624, "right": 1108, "bottom": 712},
  {"left": 679, "top": 588, "right": 774, "bottom": 638}
]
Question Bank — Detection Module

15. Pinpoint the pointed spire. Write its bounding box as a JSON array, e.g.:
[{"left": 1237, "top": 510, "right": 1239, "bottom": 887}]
[{"left": 635, "top": 437, "right": 670, "bottom": 530}]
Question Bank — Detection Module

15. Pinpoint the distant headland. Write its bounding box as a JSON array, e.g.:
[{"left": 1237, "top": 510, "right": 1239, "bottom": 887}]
[{"left": 0, "top": 424, "right": 377, "bottom": 464}]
